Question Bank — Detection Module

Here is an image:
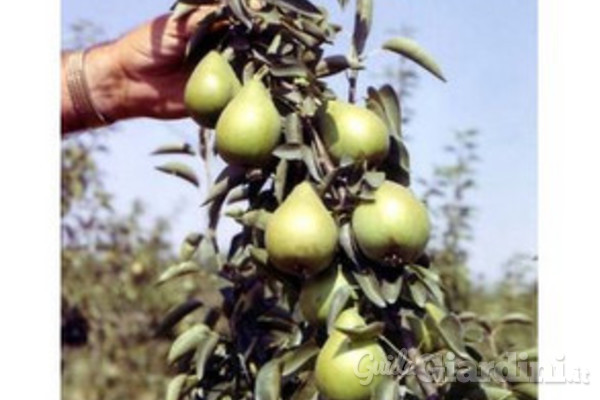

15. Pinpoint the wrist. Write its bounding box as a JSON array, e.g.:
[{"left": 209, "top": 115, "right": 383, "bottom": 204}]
[{"left": 84, "top": 42, "right": 128, "bottom": 123}]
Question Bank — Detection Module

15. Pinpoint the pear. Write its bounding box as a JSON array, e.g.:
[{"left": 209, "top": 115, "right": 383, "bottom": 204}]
[
  {"left": 318, "top": 100, "right": 390, "bottom": 164},
  {"left": 265, "top": 182, "right": 338, "bottom": 277},
  {"left": 352, "top": 181, "right": 430, "bottom": 264},
  {"left": 215, "top": 79, "right": 282, "bottom": 167},
  {"left": 315, "top": 308, "right": 387, "bottom": 400},
  {"left": 299, "top": 266, "right": 354, "bottom": 324},
  {"left": 184, "top": 51, "right": 241, "bottom": 128}
]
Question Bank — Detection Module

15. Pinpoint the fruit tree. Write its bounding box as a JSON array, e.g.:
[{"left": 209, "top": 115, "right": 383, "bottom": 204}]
[{"left": 153, "top": 1, "right": 537, "bottom": 399}]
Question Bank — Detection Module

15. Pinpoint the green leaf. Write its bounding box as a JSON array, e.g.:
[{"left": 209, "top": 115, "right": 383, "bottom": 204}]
[
  {"left": 202, "top": 166, "right": 246, "bottom": 206},
  {"left": 281, "top": 341, "right": 320, "bottom": 376},
  {"left": 364, "top": 171, "right": 386, "bottom": 189},
  {"left": 381, "top": 274, "right": 403, "bottom": 305},
  {"left": 500, "top": 313, "right": 533, "bottom": 326},
  {"left": 276, "top": 0, "right": 321, "bottom": 16},
  {"left": 352, "top": 0, "right": 373, "bottom": 56},
  {"left": 155, "top": 299, "right": 203, "bottom": 337},
  {"left": 274, "top": 160, "right": 288, "bottom": 203},
  {"left": 352, "top": 270, "right": 387, "bottom": 308},
  {"left": 378, "top": 85, "right": 402, "bottom": 139},
  {"left": 171, "top": 3, "right": 198, "bottom": 20},
  {"left": 284, "top": 113, "right": 303, "bottom": 144},
  {"left": 326, "top": 285, "right": 353, "bottom": 334},
  {"left": 228, "top": 209, "right": 272, "bottom": 230},
  {"left": 165, "top": 374, "right": 194, "bottom": 400},
  {"left": 255, "top": 358, "right": 283, "bottom": 400},
  {"left": 273, "top": 143, "right": 305, "bottom": 160},
  {"left": 179, "top": 232, "right": 203, "bottom": 260},
  {"left": 438, "top": 314, "right": 471, "bottom": 360},
  {"left": 151, "top": 142, "right": 195, "bottom": 156},
  {"left": 479, "top": 385, "right": 517, "bottom": 400},
  {"left": 408, "top": 278, "right": 428, "bottom": 308},
  {"left": 168, "top": 323, "right": 211, "bottom": 364},
  {"left": 157, "top": 261, "right": 202, "bottom": 285},
  {"left": 339, "top": 223, "right": 360, "bottom": 266},
  {"left": 156, "top": 162, "right": 199, "bottom": 187},
  {"left": 194, "top": 331, "right": 220, "bottom": 381},
  {"left": 372, "top": 376, "right": 399, "bottom": 400},
  {"left": 511, "top": 383, "right": 537, "bottom": 400},
  {"left": 382, "top": 37, "right": 446, "bottom": 82},
  {"left": 335, "top": 321, "right": 385, "bottom": 341}
]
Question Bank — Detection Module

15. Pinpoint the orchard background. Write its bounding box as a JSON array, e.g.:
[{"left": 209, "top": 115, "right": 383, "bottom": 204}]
[{"left": 61, "top": 1, "right": 537, "bottom": 399}]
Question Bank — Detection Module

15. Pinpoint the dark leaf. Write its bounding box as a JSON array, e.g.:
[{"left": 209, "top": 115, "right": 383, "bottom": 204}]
[
  {"left": 382, "top": 37, "right": 446, "bottom": 82},
  {"left": 290, "top": 374, "right": 319, "bottom": 400},
  {"left": 352, "top": 0, "right": 373, "bottom": 56},
  {"left": 152, "top": 142, "right": 196, "bottom": 156},
  {"left": 315, "top": 55, "right": 360, "bottom": 78},
  {"left": 156, "top": 162, "right": 199, "bottom": 187},
  {"left": 226, "top": 0, "right": 252, "bottom": 28},
  {"left": 155, "top": 299, "right": 203, "bottom": 337}
]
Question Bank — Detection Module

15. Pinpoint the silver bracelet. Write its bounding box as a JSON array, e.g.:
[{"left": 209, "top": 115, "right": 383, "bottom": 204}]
[{"left": 66, "top": 50, "right": 110, "bottom": 128}]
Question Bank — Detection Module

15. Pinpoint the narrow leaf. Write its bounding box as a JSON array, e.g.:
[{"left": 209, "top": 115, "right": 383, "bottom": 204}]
[
  {"left": 500, "top": 313, "right": 533, "bottom": 326},
  {"left": 255, "top": 358, "right": 283, "bottom": 400},
  {"left": 281, "top": 341, "right": 320, "bottom": 376},
  {"left": 352, "top": 270, "right": 387, "bottom": 308},
  {"left": 157, "top": 261, "right": 202, "bottom": 285},
  {"left": 152, "top": 142, "right": 196, "bottom": 156},
  {"left": 352, "top": 0, "right": 373, "bottom": 56},
  {"left": 335, "top": 321, "right": 385, "bottom": 341},
  {"left": 156, "top": 162, "right": 199, "bottom": 187},
  {"left": 168, "top": 323, "right": 211, "bottom": 364},
  {"left": 155, "top": 299, "right": 203, "bottom": 337},
  {"left": 179, "top": 232, "right": 203, "bottom": 260},
  {"left": 382, "top": 37, "right": 446, "bottom": 82},
  {"left": 194, "top": 331, "right": 220, "bottom": 381}
]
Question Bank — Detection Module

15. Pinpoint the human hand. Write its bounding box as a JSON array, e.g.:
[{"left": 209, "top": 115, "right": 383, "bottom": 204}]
[{"left": 84, "top": 4, "right": 221, "bottom": 123}]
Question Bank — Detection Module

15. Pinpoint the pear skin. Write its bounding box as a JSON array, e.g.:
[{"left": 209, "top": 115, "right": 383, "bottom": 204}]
[
  {"left": 315, "top": 309, "right": 386, "bottom": 400},
  {"left": 215, "top": 79, "right": 282, "bottom": 167},
  {"left": 265, "top": 182, "right": 338, "bottom": 277},
  {"left": 319, "top": 100, "right": 390, "bottom": 164},
  {"left": 184, "top": 51, "right": 241, "bottom": 128},
  {"left": 352, "top": 181, "right": 430, "bottom": 264}
]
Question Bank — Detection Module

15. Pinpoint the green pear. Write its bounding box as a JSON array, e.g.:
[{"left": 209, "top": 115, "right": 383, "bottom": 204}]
[
  {"left": 315, "top": 308, "right": 387, "bottom": 400},
  {"left": 299, "top": 266, "right": 354, "bottom": 324},
  {"left": 265, "top": 182, "right": 338, "bottom": 277},
  {"left": 215, "top": 79, "right": 282, "bottom": 167},
  {"left": 184, "top": 51, "right": 241, "bottom": 128},
  {"left": 352, "top": 181, "right": 430, "bottom": 264},
  {"left": 318, "top": 100, "right": 390, "bottom": 164}
]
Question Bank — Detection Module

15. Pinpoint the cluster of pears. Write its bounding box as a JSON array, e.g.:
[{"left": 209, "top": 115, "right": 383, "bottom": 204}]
[{"left": 184, "top": 51, "right": 282, "bottom": 167}]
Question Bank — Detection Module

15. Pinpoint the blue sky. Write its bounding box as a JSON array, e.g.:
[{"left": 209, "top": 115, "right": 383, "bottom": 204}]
[{"left": 62, "top": 0, "right": 537, "bottom": 282}]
